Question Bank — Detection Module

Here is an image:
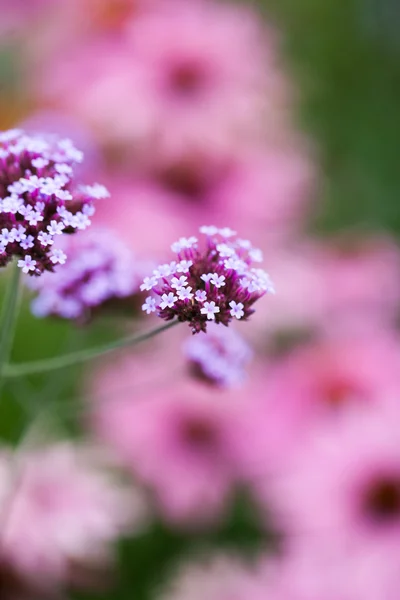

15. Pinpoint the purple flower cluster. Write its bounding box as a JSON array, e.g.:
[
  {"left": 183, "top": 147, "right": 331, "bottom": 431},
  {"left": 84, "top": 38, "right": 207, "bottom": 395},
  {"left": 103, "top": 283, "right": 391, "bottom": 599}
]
[
  {"left": 184, "top": 322, "right": 253, "bottom": 387},
  {"left": 27, "top": 228, "right": 150, "bottom": 321},
  {"left": 0, "top": 128, "right": 109, "bottom": 275},
  {"left": 141, "top": 226, "right": 275, "bottom": 333}
]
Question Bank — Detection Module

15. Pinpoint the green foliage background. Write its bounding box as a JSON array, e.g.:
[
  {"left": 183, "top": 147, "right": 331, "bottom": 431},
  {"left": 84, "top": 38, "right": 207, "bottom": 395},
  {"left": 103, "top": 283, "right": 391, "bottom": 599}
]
[{"left": 264, "top": 0, "right": 400, "bottom": 234}]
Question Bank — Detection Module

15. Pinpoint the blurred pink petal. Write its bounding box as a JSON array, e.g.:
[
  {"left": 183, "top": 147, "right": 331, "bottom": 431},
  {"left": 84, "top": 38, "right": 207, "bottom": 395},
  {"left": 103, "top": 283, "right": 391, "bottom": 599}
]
[
  {"left": 247, "top": 235, "right": 400, "bottom": 344},
  {"left": 92, "top": 178, "right": 193, "bottom": 257},
  {"left": 0, "top": 443, "right": 144, "bottom": 591},
  {"left": 148, "top": 145, "right": 315, "bottom": 247},
  {"left": 260, "top": 331, "right": 400, "bottom": 426},
  {"left": 260, "top": 542, "right": 400, "bottom": 600},
  {"left": 235, "top": 331, "right": 400, "bottom": 488},
  {"left": 36, "top": 0, "right": 288, "bottom": 162},
  {"left": 0, "top": 0, "right": 51, "bottom": 36},
  {"left": 92, "top": 382, "right": 242, "bottom": 527},
  {"left": 264, "top": 399, "right": 400, "bottom": 554},
  {"left": 158, "top": 553, "right": 268, "bottom": 600},
  {"left": 89, "top": 335, "right": 250, "bottom": 527}
]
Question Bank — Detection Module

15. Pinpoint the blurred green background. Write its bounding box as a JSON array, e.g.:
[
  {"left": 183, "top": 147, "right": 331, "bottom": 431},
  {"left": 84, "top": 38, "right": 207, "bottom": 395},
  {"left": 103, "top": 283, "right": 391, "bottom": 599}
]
[{"left": 265, "top": 0, "right": 400, "bottom": 235}]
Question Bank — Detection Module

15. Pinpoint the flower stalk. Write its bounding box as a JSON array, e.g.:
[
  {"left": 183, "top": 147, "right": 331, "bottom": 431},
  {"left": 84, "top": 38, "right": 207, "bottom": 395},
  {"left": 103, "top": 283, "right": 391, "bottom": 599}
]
[
  {"left": 0, "top": 261, "right": 22, "bottom": 390},
  {"left": 3, "top": 319, "right": 179, "bottom": 378}
]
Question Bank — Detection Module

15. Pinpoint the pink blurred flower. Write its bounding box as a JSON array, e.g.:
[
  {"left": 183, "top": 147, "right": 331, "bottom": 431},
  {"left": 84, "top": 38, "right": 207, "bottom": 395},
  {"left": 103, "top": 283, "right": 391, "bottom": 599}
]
[
  {"left": 92, "top": 179, "right": 195, "bottom": 257},
  {"left": 37, "top": 1, "right": 287, "bottom": 161},
  {"left": 0, "top": 442, "right": 143, "bottom": 592},
  {"left": 88, "top": 327, "right": 272, "bottom": 495},
  {"left": 75, "top": 0, "right": 157, "bottom": 32},
  {"left": 265, "top": 400, "right": 400, "bottom": 554},
  {"left": 90, "top": 350, "right": 245, "bottom": 526},
  {"left": 149, "top": 145, "right": 315, "bottom": 247},
  {"left": 34, "top": 1, "right": 313, "bottom": 247},
  {"left": 92, "top": 140, "right": 314, "bottom": 262},
  {"left": 158, "top": 544, "right": 400, "bottom": 600},
  {"left": 0, "top": 0, "right": 145, "bottom": 39},
  {"left": 235, "top": 332, "right": 400, "bottom": 485},
  {"left": 260, "top": 543, "right": 400, "bottom": 600},
  {"left": 259, "top": 331, "right": 400, "bottom": 424},
  {"left": 158, "top": 554, "right": 268, "bottom": 600},
  {"left": 36, "top": 38, "right": 154, "bottom": 149},
  {"left": 205, "top": 147, "right": 315, "bottom": 246},
  {"left": 319, "top": 234, "right": 400, "bottom": 328},
  {"left": 17, "top": 0, "right": 158, "bottom": 65},
  {"left": 0, "top": 0, "right": 50, "bottom": 36},
  {"left": 123, "top": 0, "right": 287, "bottom": 158},
  {"left": 247, "top": 235, "right": 400, "bottom": 344}
]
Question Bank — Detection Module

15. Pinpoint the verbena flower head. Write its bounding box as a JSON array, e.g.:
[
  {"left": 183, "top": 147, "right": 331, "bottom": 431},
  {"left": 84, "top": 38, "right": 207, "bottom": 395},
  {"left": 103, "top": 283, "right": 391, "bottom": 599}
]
[
  {"left": 0, "top": 128, "right": 109, "bottom": 275},
  {"left": 27, "top": 227, "right": 149, "bottom": 321},
  {"left": 184, "top": 322, "right": 253, "bottom": 388},
  {"left": 141, "top": 226, "right": 275, "bottom": 333}
]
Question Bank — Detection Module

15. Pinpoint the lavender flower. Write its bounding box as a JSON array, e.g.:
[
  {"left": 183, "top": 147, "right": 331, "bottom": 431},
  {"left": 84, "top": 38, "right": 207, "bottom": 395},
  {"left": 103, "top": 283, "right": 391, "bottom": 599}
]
[
  {"left": 0, "top": 129, "right": 108, "bottom": 275},
  {"left": 27, "top": 228, "right": 150, "bottom": 321},
  {"left": 141, "top": 226, "right": 275, "bottom": 333},
  {"left": 184, "top": 322, "right": 253, "bottom": 387}
]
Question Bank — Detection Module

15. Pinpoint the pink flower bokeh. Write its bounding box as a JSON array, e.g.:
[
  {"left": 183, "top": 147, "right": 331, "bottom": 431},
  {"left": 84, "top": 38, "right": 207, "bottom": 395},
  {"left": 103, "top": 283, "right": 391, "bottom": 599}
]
[
  {"left": 2, "top": 0, "right": 400, "bottom": 596},
  {"left": 264, "top": 399, "right": 400, "bottom": 553},
  {"left": 246, "top": 234, "right": 400, "bottom": 346},
  {"left": 0, "top": 442, "right": 144, "bottom": 592},
  {"left": 91, "top": 362, "right": 246, "bottom": 526},
  {"left": 159, "top": 553, "right": 268, "bottom": 600},
  {"left": 36, "top": 0, "right": 287, "bottom": 163}
]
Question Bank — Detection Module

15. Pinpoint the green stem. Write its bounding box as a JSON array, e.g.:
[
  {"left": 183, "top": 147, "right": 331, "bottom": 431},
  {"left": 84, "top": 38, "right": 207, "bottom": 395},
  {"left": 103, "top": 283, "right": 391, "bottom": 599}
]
[
  {"left": 3, "top": 319, "right": 179, "bottom": 378},
  {"left": 0, "top": 262, "right": 21, "bottom": 387}
]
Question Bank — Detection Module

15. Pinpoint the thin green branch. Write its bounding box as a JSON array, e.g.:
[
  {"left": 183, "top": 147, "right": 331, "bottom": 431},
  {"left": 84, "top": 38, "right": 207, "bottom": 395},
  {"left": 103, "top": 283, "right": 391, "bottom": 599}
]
[
  {"left": 0, "top": 262, "right": 22, "bottom": 390},
  {"left": 3, "top": 319, "right": 179, "bottom": 378}
]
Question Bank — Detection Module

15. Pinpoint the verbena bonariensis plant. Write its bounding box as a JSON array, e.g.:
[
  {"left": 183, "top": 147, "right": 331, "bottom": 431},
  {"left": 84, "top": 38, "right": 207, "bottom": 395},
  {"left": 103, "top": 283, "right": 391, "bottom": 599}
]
[
  {"left": 0, "top": 129, "right": 274, "bottom": 379},
  {"left": 0, "top": 127, "right": 275, "bottom": 597}
]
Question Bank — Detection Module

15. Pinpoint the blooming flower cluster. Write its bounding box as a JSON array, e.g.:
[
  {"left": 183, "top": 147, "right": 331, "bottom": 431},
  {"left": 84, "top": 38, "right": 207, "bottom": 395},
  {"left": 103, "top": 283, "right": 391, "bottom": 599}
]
[
  {"left": 184, "top": 322, "right": 253, "bottom": 387},
  {"left": 141, "top": 226, "right": 274, "bottom": 333},
  {"left": 0, "top": 128, "right": 108, "bottom": 275},
  {"left": 26, "top": 227, "right": 149, "bottom": 321}
]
